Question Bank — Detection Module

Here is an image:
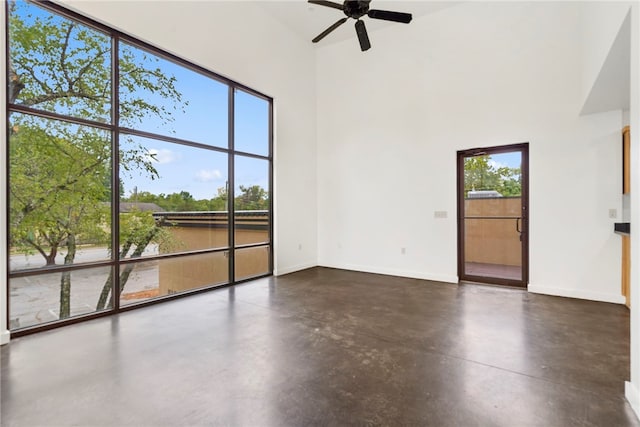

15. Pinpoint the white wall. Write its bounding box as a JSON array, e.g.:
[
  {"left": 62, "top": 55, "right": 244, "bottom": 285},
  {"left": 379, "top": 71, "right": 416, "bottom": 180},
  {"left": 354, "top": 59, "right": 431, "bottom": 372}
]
[
  {"left": 626, "top": 2, "right": 640, "bottom": 419},
  {"left": 316, "top": 2, "right": 624, "bottom": 303},
  {"left": 581, "top": 1, "right": 633, "bottom": 106},
  {"left": 56, "top": 0, "right": 319, "bottom": 276},
  {"left": 0, "top": 0, "right": 633, "bottom": 350}
]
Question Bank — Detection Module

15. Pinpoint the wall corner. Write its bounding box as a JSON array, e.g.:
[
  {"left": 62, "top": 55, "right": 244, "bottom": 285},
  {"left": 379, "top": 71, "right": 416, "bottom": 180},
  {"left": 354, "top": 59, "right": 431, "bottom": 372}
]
[{"left": 627, "top": 1, "right": 640, "bottom": 421}]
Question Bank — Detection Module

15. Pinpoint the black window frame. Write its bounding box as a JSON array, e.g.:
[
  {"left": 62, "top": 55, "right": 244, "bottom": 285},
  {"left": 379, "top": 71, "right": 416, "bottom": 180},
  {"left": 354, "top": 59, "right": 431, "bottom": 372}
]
[{"left": 5, "top": 0, "right": 274, "bottom": 336}]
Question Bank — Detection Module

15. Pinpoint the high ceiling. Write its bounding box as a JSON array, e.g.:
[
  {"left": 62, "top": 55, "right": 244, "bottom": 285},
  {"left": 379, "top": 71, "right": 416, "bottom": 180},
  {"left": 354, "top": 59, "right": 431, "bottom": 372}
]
[{"left": 257, "top": 1, "right": 461, "bottom": 46}]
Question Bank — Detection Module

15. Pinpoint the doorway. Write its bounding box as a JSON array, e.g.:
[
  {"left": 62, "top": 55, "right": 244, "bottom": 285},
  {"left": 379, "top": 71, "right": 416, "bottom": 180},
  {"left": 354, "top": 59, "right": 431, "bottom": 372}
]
[{"left": 457, "top": 143, "right": 529, "bottom": 287}]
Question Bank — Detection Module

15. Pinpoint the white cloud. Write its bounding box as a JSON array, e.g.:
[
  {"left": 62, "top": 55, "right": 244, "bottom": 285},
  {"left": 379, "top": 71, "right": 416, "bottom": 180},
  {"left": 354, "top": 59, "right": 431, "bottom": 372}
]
[
  {"left": 196, "top": 169, "right": 223, "bottom": 182},
  {"left": 147, "top": 148, "right": 179, "bottom": 164}
]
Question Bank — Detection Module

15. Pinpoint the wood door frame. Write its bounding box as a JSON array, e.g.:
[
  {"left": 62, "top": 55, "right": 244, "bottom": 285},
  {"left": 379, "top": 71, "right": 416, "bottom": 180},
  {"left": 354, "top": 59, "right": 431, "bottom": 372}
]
[{"left": 456, "top": 142, "right": 529, "bottom": 288}]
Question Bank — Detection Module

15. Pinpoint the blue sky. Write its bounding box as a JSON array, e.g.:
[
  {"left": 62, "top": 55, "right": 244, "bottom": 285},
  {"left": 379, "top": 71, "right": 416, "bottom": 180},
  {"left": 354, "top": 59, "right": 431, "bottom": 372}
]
[
  {"left": 488, "top": 152, "right": 521, "bottom": 170},
  {"left": 13, "top": 0, "right": 270, "bottom": 201},
  {"left": 118, "top": 41, "right": 270, "bottom": 200}
]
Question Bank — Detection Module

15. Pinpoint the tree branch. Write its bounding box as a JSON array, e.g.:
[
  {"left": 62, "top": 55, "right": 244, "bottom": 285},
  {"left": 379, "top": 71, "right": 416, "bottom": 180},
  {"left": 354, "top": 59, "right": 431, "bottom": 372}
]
[
  {"left": 13, "top": 59, "right": 52, "bottom": 99},
  {"left": 69, "top": 47, "right": 109, "bottom": 89},
  {"left": 23, "top": 236, "right": 49, "bottom": 261},
  {"left": 60, "top": 24, "right": 74, "bottom": 89},
  {"left": 8, "top": 58, "right": 25, "bottom": 103},
  {"left": 20, "top": 90, "right": 105, "bottom": 108},
  {"left": 19, "top": 157, "right": 106, "bottom": 217}
]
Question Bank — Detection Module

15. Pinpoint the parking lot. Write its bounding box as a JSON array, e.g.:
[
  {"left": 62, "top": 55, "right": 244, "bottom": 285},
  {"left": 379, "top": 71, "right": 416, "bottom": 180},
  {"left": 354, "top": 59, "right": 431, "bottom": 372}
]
[{"left": 9, "top": 245, "right": 160, "bottom": 329}]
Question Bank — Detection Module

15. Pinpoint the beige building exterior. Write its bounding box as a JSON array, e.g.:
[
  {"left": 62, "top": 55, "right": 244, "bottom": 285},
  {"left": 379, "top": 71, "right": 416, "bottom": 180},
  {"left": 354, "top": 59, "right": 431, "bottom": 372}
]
[
  {"left": 464, "top": 197, "right": 522, "bottom": 267},
  {"left": 153, "top": 211, "right": 270, "bottom": 295}
]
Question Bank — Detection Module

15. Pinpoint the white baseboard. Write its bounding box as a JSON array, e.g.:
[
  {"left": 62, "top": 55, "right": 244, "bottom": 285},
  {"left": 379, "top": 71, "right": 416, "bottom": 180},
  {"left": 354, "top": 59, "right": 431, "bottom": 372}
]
[
  {"left": 626, "top": 381, "right": 640, "bottom": 421},
  {"left": 0, "top": 330, "right": 10, "bottom": 345},
  {"left": 274, "top": 262, "right": 317, "bottom": 276},
  {"left": 318, "top": 261, "right": 459, "bottom": 284},
  {"left": 528, "top": 284, "right": 626, "bottom": 304}
]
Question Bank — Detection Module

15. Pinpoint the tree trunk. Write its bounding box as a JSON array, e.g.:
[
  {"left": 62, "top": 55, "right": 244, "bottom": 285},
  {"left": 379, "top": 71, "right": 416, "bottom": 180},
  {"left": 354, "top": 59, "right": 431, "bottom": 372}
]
[
  {"left": 96, "top": 270, "right": 114, "bottom": 311},
  {"left": 107, "top": 230, "right": 157, "bottom": 309},
  {"left": 8, "top": 59, "right": 24, "bottom": 104},
  {"left": 44, "top": 247, "right": 58, "bottom": 266},
  {"left": 58, "top": 235, "right": 76, "bottom": 319},
  {"left": 96, "top": 243, "right": 132, "bottom": 310}
]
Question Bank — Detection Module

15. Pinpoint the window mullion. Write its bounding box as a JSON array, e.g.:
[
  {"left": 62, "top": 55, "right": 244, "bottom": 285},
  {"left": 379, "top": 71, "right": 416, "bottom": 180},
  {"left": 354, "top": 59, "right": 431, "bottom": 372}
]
[
  {"left": 112, "top": 35, "right": 121, "bottom": 312},
  {"left": 7, "top": 0, "right": 273, "bottom": 336},
  {"left": 228, "top": 87, "right": 236, "bottom": 283}
]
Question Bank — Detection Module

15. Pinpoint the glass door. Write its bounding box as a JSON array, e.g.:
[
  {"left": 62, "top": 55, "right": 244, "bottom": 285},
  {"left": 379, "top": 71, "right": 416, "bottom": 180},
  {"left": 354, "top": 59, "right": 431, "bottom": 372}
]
[{"left": 457, "top": 144, "right": 528, "bottom": 287}]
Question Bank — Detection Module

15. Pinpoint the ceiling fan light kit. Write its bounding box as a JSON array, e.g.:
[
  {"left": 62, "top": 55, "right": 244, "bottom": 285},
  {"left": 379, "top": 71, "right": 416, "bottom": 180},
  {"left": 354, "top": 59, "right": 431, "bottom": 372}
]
[{"left": 309, "top": 0, "right": 412, "bottom": 52}]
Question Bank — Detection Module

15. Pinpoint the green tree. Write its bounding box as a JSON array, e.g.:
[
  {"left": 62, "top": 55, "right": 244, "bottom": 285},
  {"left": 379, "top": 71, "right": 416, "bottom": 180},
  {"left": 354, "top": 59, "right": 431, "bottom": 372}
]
[
  {"left": 213, "top": 185, "right": 229, "bottom": 211},
  {"left": 9, "top": 122, "right": 109, "bottom": 264},
  {"left": 121, "top": 186, "right": 230, "bottom": 212},
  {"left": 95, "top": 209, "right": 177, "bottom": 310},
  {"left": 464, "top": 156, "right": 521, "bottom": 197},
  {"left": 166, "top": 191, "right": 197, "bottom": 211},
  {"left": 235, "top": 185, "right": 269, "bottom": 210},
  {"left": 8, "top": 1, "right": 184, "bottom": 319},
  {"left": 126, "top": 190, "right": 161, "bottom": 205}
]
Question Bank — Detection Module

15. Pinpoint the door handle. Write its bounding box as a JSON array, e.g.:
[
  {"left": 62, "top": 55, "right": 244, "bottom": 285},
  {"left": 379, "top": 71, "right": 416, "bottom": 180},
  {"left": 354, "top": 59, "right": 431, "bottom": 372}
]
[{"left": 516, "top": 217, "right": 523, "bottom": 241}]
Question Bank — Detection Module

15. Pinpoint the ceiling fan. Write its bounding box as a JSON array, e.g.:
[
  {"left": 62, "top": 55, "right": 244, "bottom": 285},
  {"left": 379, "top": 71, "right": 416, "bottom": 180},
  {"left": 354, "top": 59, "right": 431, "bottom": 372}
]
[{"left": 308, "top": 0, "right": 412, "bottom": 51}]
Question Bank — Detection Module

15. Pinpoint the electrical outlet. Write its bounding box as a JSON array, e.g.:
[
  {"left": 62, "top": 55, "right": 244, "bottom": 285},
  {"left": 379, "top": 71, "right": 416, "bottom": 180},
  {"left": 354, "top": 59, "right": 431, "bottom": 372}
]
[
  {"left": 434, "top": 211, "right": 448, "bottom": 219},
  {"left": 609, "top": 209, "right": 617, "bottom": 219},
  {"left": 401, "top": 247, "right": 406, "bottom": 255}
]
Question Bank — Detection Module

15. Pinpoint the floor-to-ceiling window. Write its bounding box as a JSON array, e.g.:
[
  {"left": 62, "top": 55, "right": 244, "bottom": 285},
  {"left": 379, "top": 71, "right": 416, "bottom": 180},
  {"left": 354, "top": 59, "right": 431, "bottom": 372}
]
[{"left": 6, "top": 0, "right": 273, "bottom": 334}]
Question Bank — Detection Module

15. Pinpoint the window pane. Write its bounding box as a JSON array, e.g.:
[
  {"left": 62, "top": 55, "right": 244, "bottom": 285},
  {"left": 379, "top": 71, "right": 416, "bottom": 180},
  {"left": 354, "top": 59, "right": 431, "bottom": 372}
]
[
  {"left": 8, "top": 1, "right": 111, "bottom": 122},
  {"left": 9, "top": 266, "right": 113, "bottom": 330},
  {"left": 235, "top": 211, "right": 270, "bottom": 246},
  {"left": 9, "top": 113, "right": 111, "bottom": 272},
  {"left": 119, "top": 135, "right": 229, "bottom": 257},
  {"left": 235, "top": 246, "right": 270, "bottom": 281},
  {"left": 119, "top": 42, "right": 228, "bottom": 147},
  {"left": 7, "top": 0, "right": 274, "bottom": 333},
  {"left": 463, "top": 151, "right": 523, "bottom": 282},
  {"left": 120, "top": 252, "right": 229, "bottom": 306},
  {"left": 234, "top": 89, "right": 269, "bottom": 156},
  {"left": 234, "top": 156, "right": 270, "bottom": 245}
]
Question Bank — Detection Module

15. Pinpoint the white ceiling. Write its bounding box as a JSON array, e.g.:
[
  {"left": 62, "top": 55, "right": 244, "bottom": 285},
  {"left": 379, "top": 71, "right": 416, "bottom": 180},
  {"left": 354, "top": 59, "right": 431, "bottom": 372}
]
[
  {"left": 259, "top": 1, "right": 630, "bottom": 115},
  {"left": 257, "top": 1, "right": 461, "bottom": 47}
]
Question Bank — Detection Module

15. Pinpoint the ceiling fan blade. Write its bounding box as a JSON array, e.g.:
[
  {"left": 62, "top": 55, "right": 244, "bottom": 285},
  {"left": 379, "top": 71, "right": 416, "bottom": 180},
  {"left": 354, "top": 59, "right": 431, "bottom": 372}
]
[
  {"left": 308, "top": 0, "right": 344, "bottom": 11},
  {"left": 367, "top": 9, "right": 413, "bottom": 24},
  {"left": 355, "top": 20, "right": 371, "bottom": 51},
  {"left": 312, "top": 18, "right": 348, "bottom": 43}
]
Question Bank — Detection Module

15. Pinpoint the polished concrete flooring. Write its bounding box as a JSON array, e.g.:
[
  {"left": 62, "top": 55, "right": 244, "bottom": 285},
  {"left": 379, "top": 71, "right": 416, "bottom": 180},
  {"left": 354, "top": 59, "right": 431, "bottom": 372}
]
[
  {"left": 465, "top": 262, "right": 522, "bottom": 281},
  {"left": 1, "top": 267, "right": 638, "bottom": 426}
]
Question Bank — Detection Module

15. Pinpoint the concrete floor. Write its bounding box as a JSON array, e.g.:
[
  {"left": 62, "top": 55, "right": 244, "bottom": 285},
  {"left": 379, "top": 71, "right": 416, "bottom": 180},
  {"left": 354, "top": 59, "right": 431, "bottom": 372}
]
[
  {"left": 1, "top": 267, "right": 638, "bottom": 426},
  {"left": 465, "top": 261, "right": 522, "bottom": 281}
]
